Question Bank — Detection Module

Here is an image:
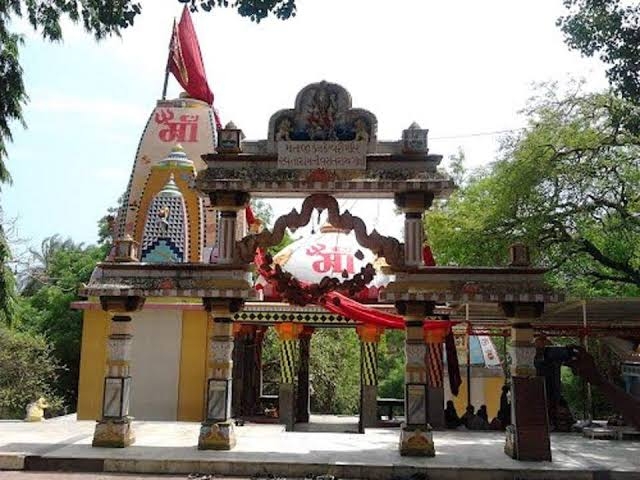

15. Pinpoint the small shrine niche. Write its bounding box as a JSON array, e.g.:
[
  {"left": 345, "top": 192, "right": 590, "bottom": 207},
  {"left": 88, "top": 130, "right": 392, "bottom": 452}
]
[
  {"left": 267, "top": 80, "right": 378, "bottom": 153},
  {"left": 140, "top": 174, "right": 189, "bottom": 263}
]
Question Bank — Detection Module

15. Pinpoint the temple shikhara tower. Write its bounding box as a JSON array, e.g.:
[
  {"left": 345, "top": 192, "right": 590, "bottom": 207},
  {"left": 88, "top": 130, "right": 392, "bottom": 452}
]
[{"left": 75, "top": 78, "right": 571, "bottom": 461}]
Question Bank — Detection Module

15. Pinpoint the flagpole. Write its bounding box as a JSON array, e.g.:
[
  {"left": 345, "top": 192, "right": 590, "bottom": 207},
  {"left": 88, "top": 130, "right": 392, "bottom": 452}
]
[
  {"left": 161, "top": 18, "right": 176, "bottom": 100},
  {"left": 161, "top": 66, "right": 170, "bottom": 100}
]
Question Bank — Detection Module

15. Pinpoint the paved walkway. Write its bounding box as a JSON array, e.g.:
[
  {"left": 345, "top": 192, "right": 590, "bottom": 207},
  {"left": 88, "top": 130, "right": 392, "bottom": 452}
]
[{"left": 1, "top": 416, "right": 639, "bottom": 479}]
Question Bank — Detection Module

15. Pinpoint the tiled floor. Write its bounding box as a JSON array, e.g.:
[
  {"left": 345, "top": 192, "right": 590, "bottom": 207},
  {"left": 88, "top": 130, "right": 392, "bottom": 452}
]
[{"left": 1, "top": 416, "right": 639, "bottom": 479}]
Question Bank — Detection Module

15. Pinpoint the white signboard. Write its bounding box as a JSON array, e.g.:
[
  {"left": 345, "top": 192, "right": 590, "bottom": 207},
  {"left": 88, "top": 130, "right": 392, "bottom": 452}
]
[{"left": 277, "top": 141, "right": 367, "bottom": 170}]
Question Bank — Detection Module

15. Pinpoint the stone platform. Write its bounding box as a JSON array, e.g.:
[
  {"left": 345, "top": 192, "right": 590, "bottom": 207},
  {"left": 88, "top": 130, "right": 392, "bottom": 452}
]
[{"left": 1, "top": 416, "right": 639, "bottom": 479}]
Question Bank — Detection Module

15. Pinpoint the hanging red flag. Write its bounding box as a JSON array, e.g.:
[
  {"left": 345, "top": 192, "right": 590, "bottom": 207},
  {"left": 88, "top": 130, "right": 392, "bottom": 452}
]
[{"left": 167, "top": 6, "right": 222, "bottom": 128}]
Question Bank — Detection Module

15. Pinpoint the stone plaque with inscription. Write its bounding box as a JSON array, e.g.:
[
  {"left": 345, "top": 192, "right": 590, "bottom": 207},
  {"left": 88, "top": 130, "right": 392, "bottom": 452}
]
[{"left": 277, "top": 141, "right": 367, "bottom": 170}]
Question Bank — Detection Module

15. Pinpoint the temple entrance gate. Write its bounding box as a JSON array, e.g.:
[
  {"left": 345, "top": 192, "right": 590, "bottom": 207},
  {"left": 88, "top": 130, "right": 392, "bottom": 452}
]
[{"left": 81, "top": 81, "right": 563, "bottom": 461}]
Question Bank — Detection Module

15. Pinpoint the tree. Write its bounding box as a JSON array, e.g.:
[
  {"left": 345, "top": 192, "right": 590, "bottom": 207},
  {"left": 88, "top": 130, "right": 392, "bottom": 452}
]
[
  {"left": 558, "top": 1, "right": 640, "bottom": 104},
  {"left": 17, "top": 237, "right": 108, "bottom": 407},
  {"left": 426, "top": 86, "right": 640, "bottom": 297},
  {"left": 0, "top": 325, "right": 64, "bottom": 419},
  {"left": 0, "top": 224, "right": 17, "bottom": 327}
]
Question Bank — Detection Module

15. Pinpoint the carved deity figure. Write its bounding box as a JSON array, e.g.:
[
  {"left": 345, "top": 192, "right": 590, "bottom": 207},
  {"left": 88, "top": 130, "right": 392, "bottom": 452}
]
[
  {"left": 354, "top": 119, "right": 369, "bottom": 143},
  {"left": 157, "top": 206, "right": 170, "bottom": 235},
  {"left": 305, "top": 87, "right": 338, "bottom": 140},
  {"left": 25, "top": 397, "right": 49, "bottom": 422},
  {"left": 275, "top": 118, "right": 292, "bottom": 141}
]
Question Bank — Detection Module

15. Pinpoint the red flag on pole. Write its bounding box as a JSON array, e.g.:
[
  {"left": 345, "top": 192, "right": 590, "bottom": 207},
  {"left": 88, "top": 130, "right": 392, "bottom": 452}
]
[{"left": 167, "top": 6, "right": 222, "bottom": 128}]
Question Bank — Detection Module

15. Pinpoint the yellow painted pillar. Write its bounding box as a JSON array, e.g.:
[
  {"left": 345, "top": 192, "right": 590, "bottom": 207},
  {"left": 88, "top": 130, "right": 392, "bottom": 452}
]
[
  {"left": 77, "top": 309, "right": 110, "bottom": 420},
  {"left": 177, "top": 310, "right": 208, "bottom": 421}
]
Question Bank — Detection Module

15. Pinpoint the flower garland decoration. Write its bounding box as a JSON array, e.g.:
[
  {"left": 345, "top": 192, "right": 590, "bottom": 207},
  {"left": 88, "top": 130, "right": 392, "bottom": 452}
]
[{"left": 257, "top": 250, "right": 376, "bottom": 307}]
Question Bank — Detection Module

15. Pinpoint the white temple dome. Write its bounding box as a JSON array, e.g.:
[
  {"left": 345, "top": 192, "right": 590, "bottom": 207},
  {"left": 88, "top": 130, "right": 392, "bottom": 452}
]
[{"left": 257, "top": 225, "right": 393, "bottom": 301}]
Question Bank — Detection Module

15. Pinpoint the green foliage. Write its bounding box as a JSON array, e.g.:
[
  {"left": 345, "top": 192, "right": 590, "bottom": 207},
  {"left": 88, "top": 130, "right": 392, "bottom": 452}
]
[
  {"left": 17, "top": 236, "right": 108, "bottom": 407},
  {"left": 251, "top": 199, "right": 274, "bottom": 226},
  {"left": 377, "top": 329, "right": 405, "bottom": 399},
  {"left": 0, "top": 223, "right": 17, "bottom": 327},
  {"left": 0, "top": 325, "right": 64, "bottom": 419},
  {"left": 261, "top": 327, "right": 280, "bottom": 396},
  {"left": 180, "top": 0, "right": 296, "bottom": 22},
  {"left": 97, "top": 194, "right": 124, "bottom": 248},
  {"left": 309, "top": 329, "right": 360, "bottom": 414},
  {"left": 558, "top": 1, "right": 640, "bottom": 105},
  {"left": 249, "top": 199, "right": 294, "bottom": 256},
  {"left": 0, "top": 25, "right": 23, "bottom": 185},
  {"left": 426, "top": 87, "right": 640, "bottom": 297},
  {"left": 261, "top": 328, "right": 362, "bottom": 414}
]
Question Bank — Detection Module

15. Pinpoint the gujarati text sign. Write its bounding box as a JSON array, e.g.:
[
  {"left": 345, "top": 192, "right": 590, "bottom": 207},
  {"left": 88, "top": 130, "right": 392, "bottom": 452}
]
[{"left": 277, "top": 141, "right": 367, "bottom": 170}]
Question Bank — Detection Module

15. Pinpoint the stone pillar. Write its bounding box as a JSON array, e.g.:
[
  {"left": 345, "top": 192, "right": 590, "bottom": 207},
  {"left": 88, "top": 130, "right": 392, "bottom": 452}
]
[
  {"left": 394, "top": 191, "right": 434, "bottom": 268},
  {"left": 425, "top": 326, "right": 446, "bottom": 430},
  {"left": 357, "top": 325, "right": 383, "bottom": 429},
  {"left": 198, "top": 298, "right": 243, "bottom": 450},
  {"left": 92, "top": 296, "right": 144, "bottom": 448},
  {"left": 232, "top": 324, "right": 266, "bottom": 418},
  {"left": 217, "top": 211, "right": 237, "bottom": 264},
  {"left": 274, "top": 322, "right": 302, "bottom": 431},
  {"left": 231, "top": 325, "right": 245, "bottom": 418},
  {"left": 397, "top": 301, "right": 435, "bottom": 457},
  {"left": 208, "top": 191, "right": 250, "bottom": 264},
  {"left": 296, "top": 327, "right": 314, "bottom": 423},
  {"left": 502, "top": 302, "right": 551, "bottom": 461}
]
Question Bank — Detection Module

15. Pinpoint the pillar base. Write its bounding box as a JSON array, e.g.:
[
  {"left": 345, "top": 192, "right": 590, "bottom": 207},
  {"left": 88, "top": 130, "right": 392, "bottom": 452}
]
[
  {"left": 504, "top": 424, "right": 552, "bottom": 461},
  {"left": 279, "top": 383, "right": 295, "bottom": 431},
  {"left": 427, "top": 387, "right": 445, "bottom": 430},
  {"left": 361, "top": 385, "right": 378, "bottom": 429},
  {"left": 92, "top": 418, "right": 135, "bottom": 448},
  {"left": 198, "top": 421, "right": 236, "bottom": 450},
  {"left": 504, "top": 425, "right": 516, "bottom": 458},
  {"left": 399, "top": 423, "right": 435, "bottom": 457}
]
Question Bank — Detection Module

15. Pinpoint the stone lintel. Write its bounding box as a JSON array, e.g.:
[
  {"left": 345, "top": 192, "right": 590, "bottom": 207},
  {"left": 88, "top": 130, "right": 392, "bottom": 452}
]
[{"left": 195, "top": 178, "right": 453, "bottom": 199}]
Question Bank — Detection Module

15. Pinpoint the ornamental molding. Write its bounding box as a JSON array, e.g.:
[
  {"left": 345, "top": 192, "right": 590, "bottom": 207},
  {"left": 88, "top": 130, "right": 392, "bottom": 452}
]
[{"left": 236, "top": 193, "right": 404, "bottom": 268}]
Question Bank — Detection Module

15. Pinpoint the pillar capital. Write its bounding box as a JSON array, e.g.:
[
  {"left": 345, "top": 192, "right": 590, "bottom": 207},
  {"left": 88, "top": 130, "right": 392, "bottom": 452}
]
[
  {"left": 299, "top": 326, "right": 315, "bottom": 339},
  {"left": 273, "top": 322, "right": 304, "bottom": 341},
  {"left": 208, "top": 190, "right": 250, "bottom": 210},
  {"left": 424, "top": 325, "right": 448, "bottom": 344},
  {"left": 395, "top": 300, "right": 436, "bottom": 320},
  {"left": 100, "top": 296, "right": 145, "bottom": 313},
  {"left": 233, "top": 323, "right": 258, "bottom": 338},
  {"left": 394, "top": 191, "right": 434, "bottom": 213},
  {"left": 499, "top": 301, "right": 544, "bottom": 320},
  {"left": 203, "top": 298, "right": 244, "bottom": 318},
  {"left": 356, "top": 324, "right": 384, "bottom": 343}
]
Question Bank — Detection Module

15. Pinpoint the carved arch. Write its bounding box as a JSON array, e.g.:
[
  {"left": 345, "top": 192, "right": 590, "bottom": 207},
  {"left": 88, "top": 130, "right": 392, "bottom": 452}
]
[{"left": 236, "top": 194, "right": 404, "bottom": 268}]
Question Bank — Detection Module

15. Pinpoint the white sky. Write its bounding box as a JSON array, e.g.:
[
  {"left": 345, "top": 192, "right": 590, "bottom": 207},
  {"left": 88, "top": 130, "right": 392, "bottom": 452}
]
[{"left": 3, "top": 0, "right": 607, "bottom": 252}]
